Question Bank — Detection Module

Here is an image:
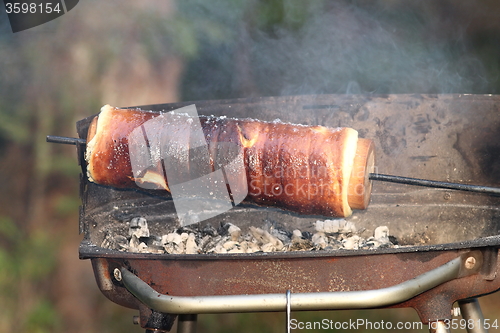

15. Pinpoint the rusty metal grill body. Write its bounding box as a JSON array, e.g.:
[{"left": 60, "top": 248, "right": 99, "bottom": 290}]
[{"left": 77, "top": 94, "right": 500, "bottom": 332}]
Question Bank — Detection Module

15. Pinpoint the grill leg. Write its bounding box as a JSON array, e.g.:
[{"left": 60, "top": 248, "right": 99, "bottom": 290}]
[
  {"left": 459, "top": 298, "right": 489, "bottom": 333},
  {"left": 177, "top": 314, "right": 197, "bottom": 333},
  {"left": 429, "top": 320, "right": 451, "bottom": 333}
]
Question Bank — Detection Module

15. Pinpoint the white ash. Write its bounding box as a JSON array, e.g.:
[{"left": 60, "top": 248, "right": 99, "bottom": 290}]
[
  {"left": 102, "top": 218, "right": 398, "bottom": 254},
  {"left": 315, "top": 219, "right": 357, "bottom": 234},
  {"left": 128, "top": 217, "right": 149, "bottom": 238}
]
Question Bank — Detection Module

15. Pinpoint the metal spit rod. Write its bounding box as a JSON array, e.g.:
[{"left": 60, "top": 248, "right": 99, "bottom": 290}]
[
  {"left": 46, "top": 135, "right": 86, "bottom": 145},
  {"left": 46, "top": 135, "right": 500, "bottom": 196},
  {"left": 369, "top": 173, "right": 500, "bottom": 196}
]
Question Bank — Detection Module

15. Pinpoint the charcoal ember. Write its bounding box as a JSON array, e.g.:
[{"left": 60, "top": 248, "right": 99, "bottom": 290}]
[
  {"left": 217, "top": 222, "right": 232, "bottom": 236},
  {"left": 234, "top": 242, "right": 249, "bottom": 253},
  {"left": 248, "top": 226, "right": 266, "bottom": 243},
  {"left": 243, "top": 241, "right": 261, "bottom": 253},
  {"left": 197, "top": 235, "right": 212, "bottom": 251},
  {"left": 211, "top": 244, "right": 227, "bottom": 254},
  {"left": 161, "top": 232, "right": 182, "bottom": 245},
  {"left": 180, "top": 232, "right": 189, "bottom": 242},
  {"left": 138, "top": 242, "right": 149, "bottom": 253},
  {"left": 366, "top": 226, "right": 394, "bottom": 249},
  {"left": 202, "top": 225, "right": 218, "bottom": 237},
  {"left": 129, "top": 235, "right": 141, "bottom": 252},
  {"left": 287, "top": 229, "right": 313, "bottom": 251},
  {"left": 265, "top": 221, "right": 292, "bottom": 244},
  {"left": 312, "top": 232, "right": 328, "bottom": 249},
  {"left": 249, "top": 226, "right": 284, "bottom": 251},
  {"left": 177, "top": 226, "right": 198, "bottom": 235},
  {"left": 101, "top": 216, "right": 396, "bottom": 254},
  {"left": 342, "top": 221, "right": 357, "bottom": 234},
  {"left": 163, "top": 243, "right": 184, "bottom": 254},
  {"left": 142, "top": 235, "right": 162, "bottom": 247},
  {"left": 185, "top": 233, "right": 199, "bottom": 254},
  {"left": 140, "top": 244, "right": 164, "bottom": 254},
  {"left": 139, "top": 236, "right": 164, "bottom": 253},
  {"left": 148, "top": 246, "right": 165, "bottom": 254},
  {"left": 199, "top": 235, "right": 225, "bottom": 253},
  {"left": 374, "top": 226, "right": 390, "bottom": 243},
  {"left": 269, "top": 228, "right": 291, "bottom": 244},
  {"left": 162, "top": 232, "right": 185, "bottom": 254},
  {"left": 222, "top": 241, "right": 245, "bottom": 253},
  {"left": 342, "top": 235, "right": 361, "bottom": 250},
  {"left": 389, "top": 235, "right": 399, "bottom": 245},
  {"left": 301, "top": 231, "right": 313, "bottom": 240},
  {"left": 315, "top": 219, "right": 356, "bottom": 234},
  {"left": 324, "top": 239, "right": 343, "bottom": 250},
  {"left": 228, "top": 224, "right": 242, "bottom": 241},
  {"left": 261, "top": 242, "right": 281, "bottom": 252},
  {"left": 128, "top": 217, "right": 149, "bottom": 238},
  {"left": 223, "top": 241, "right": 238, "bottom": 250}
]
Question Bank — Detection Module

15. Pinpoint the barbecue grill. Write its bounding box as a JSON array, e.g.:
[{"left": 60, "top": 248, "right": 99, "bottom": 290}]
[{"left": 59, "top": 94, "right": 500, "bottom": 332}]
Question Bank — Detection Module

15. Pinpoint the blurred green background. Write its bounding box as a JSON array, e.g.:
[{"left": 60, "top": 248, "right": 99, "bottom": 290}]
[{"left": 1, "top": 0, "right": 500, "bottom": 332}]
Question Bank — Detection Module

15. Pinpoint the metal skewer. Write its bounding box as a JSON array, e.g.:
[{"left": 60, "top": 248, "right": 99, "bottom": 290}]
[
  {"left": 46, "top": 135, "right": 86, "bottom": 145},
  {"left": 46, "top": 135, "right": 500, "bottom": 196}
]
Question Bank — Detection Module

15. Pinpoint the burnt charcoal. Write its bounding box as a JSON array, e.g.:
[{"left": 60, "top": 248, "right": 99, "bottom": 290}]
[
  {"left": 198, "top": 235, "right": 215, "bottom": 251},
  {"left": 288, "top": 238, "right": 314, "bottom": 251},
  {"left": 217, "top": 222, "right": 232, "bottom": 236},
  {"left": 185, "top": 233, "right": 199, "bottom": 254},
  {"left": 324, "top": 244, "right": 342, "bottom": 251},
  {"left": 301, "top": 231, "right": 313, "bottom": 240},
  {"left": 177, "top": 226, "right": 198, "bottom": 235},
  {"left": 101, "top": 232, "right": 129, "bottom": 251},
  {"left": 378, "top": 242, "right": 393, "bottom": 249},
  {"left": 228, "top": 224, "right": 242, "bottom": 241},
  {"left": 141, "top": 235, "right": 162, "bottom": 247},
  {"left": 269, "top": 227, "right": 292, "bottom": 244},
  {"left": 342, "top": 235, "right": 361, "bottom": 250},
  {"left": 266, "top": 220, "right": 292, "bottom": 238},
  {"left": 129, "top": 235, "right": 141, "bottom": 252},
  {"left": 312, "top": 232, "right": 327, "bottom": 249},
  {"left": 201, "top": 235, "right": 226, "bottom": 253},
  {"left": 316, "top": 219, "right": 356, "bottom": 234},
  {"left": 202, "top": 224, "right": 218, "bottom": 237},
  {"left": 129, "top": 217, "right": 149, "bottom": 238},
  {"left": 100, "top": 217, "right": 397, "bottom": 254},
  {"left": 288, "top": 229, "right": 314, "bottom": 251}
]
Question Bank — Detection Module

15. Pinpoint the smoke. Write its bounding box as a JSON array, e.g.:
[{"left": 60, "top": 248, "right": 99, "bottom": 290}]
[{"left": 180, "top": 1, "right": 496, "bottom": 100}]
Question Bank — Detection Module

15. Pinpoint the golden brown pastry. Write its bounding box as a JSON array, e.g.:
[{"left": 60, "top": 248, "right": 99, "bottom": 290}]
[{"left": 86, "top": 105, "right": 375, "bottom": 217}]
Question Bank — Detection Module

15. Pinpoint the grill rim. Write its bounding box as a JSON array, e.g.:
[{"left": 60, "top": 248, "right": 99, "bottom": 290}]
[
  {"left": 79, "top": 235, "right": 500, "bottom": 260},
  {"left": 77, "top": 94, "right": 500, "bottom": 258}
]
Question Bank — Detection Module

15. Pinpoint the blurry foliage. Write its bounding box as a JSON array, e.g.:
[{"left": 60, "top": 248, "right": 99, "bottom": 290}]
[
  {"left": 255, "top": 0, "right": 314, "bottom": 34},
  {"left": 0, "top": 217, "right": 60, "bottom": 332},
  {"left": 138, "top": 3, "right": 234, "bottom": 61},
  {"left": 24, "top": 299, "right": 61, "bottom": 333}
]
